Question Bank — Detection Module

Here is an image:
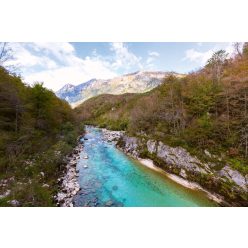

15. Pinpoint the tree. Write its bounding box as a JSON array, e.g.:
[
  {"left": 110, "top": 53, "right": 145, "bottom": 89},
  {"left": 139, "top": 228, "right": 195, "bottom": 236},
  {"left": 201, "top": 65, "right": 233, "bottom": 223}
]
[
  {"left": 207, "top": 50, "right": 228, "bottom": 84},
  {"left": 233, "top": 42, "right": 242, "bottom": 59},
  {"left": 0, "top": 42, "right": 13, "bottom": 66},
  {"left": 243, "top": 42, "right": 248, "bottom": 58}
]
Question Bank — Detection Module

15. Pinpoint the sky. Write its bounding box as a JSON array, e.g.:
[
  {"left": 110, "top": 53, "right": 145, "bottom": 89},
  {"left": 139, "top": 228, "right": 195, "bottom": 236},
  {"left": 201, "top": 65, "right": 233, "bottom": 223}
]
[{"left": 6, "top": 42, "right": 235, "bottom": 91}]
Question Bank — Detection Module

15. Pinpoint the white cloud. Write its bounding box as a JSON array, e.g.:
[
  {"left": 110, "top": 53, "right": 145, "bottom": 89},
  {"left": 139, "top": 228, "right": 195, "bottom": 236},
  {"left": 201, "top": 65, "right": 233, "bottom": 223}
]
[
  {"left": 110, "top": 42, "right": 142, "bottom": 70},
  {"left": 148, "top": 51, "right": 160, "bottom": 57},
  {"left": 146, "top": 57, "right": 155, "bottom": 64},
  {"left": 184, "top": 48, "right": 214, "bottom": 65},
  {"left": 183, "top": 43, "right": 239, "bottom": 66},
  {"left": 145, "top": 51, "right": 160, "bottom": 69},
  {"left": 25, "top": 59, "right": 117, "bottom": 91},
  {"left": 8, "top": 42, "right": 118, "bottom": 91},
  {"left": 6, "top": 42, "right": 161, "bottom": 91},
  {"left": 6, "top": 43, "right": 58, "bottom": 69}
]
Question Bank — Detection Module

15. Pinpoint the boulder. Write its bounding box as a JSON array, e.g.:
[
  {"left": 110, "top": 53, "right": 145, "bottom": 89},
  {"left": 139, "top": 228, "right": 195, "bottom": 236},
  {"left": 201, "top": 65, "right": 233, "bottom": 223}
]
[
  {"left": 105, "top": 200, "right": 113, "bottom": 207},
  {"left": 8, "top": 200, "right": 20, "bottom": 207},
  {"left": 179, "top": 169, "right": 187, "bottom": 179},
  {"left": 156, "top": 141, "right": 207, "bottom": 174},
  {"left": 219, "top": 166, "right": 247, "bottom": 191},
  {"left": 42, "top": 184, "right": 49, "bottom": 188},
  {"left": 147, "top": 140, "right": 157, "bottom": 154}
]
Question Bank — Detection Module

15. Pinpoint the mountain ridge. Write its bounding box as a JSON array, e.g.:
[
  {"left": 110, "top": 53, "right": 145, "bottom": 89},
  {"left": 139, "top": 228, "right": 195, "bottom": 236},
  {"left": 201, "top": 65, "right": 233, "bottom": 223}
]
[{"left": 56, "top": 71, "right": 184, "bottom": 107}]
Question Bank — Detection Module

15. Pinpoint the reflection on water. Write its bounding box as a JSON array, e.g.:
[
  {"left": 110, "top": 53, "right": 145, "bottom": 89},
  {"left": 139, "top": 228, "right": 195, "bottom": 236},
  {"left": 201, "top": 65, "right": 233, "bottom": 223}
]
[{"left": 73, "top": 126, "right": 216, "bottom": 207}]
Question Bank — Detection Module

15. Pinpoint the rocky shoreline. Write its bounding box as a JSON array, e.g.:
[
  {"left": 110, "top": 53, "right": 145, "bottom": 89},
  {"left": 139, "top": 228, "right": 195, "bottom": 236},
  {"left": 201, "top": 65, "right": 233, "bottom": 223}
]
[
  {"left": 55, "top": 137, "right": 83, "bottom": 207},
  {"left": 102, "top": 128, "right": 248, "bottom": 206},
  {"left": 55, "top": 127, "right": 248, "bottom": 207}
]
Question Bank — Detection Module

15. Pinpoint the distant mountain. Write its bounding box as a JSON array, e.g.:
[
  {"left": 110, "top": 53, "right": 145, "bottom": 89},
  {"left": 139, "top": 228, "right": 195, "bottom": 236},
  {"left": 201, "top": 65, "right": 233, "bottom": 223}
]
[{"left": 56, "top": 71, "right": 183, "bottom": 107}]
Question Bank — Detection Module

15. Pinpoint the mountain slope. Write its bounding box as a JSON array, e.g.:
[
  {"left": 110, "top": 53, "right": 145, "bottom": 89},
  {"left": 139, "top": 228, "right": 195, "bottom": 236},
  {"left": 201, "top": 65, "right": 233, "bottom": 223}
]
[
  {"left": 56, "top": 71, "right": 183, "bottom": 107},
  {"left": 0, "top": 66, "right": 80, "bottom": 206},
  {"left": 75, "top": 46, "right": 248, "bottom": 206}
]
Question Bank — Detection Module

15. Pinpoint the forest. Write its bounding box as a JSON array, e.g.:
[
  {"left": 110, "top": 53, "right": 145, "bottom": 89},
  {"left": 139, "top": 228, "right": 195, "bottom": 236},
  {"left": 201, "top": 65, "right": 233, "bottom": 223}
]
[
  {"left": 75, "top": 43, "right": 248, "bottom": 177},
  {"left": 0, "top": 64, "right": 81, "bottom": 206},
  {"left": 1, "top": 42, "right": 248, "bottom": 206}
]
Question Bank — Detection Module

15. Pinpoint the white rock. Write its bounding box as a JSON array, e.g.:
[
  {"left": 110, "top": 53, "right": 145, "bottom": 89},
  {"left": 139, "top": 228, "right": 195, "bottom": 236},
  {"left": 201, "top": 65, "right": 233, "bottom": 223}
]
[
  {"left": 8, "top": 199, "right": 20, "bottom": 206},
  {"left": 204, "top": 150, "right": 211, "bottom": 157},
  {"left": 179, "top": 169, "right": 187, "bottom": 179},
  {"left": 42, "top": 184, "right": 49, "bottom": 188},
  {"left": 219, "top": 166, "right": 247, "bottom": 191}
]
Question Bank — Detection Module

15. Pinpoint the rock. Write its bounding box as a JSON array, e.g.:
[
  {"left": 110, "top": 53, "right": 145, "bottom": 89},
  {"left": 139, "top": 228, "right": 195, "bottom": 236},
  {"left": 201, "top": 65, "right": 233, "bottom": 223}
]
[
  {"left": 40, "top": 172, "right": 45, "bottom": 177},
  {"left": 0, "top": 189, "right": 11, "bottom": 199},
  {"left": 147, "top": 140, "right": 157, "bottom": 154},
  {"left": 102, "top": 129, "right": 125, "bottom": 143},
  {"left": 156, "top": 141, "right": 207, "bottom": 174},
  {"left": 218, "top": 166, "right": 247, "bottom": 191},
  {"left": 204, "top": 150, "right": 211, "bottom": 157},
  {"left": 42, "top": 184, "right": 49, "bottom": 188},
  {"left": 120, "top": 136, "right": 139, "bottom": 158},
  {"left": 8, "top": 200, "right": 20, "bottom": 206},
  {"left": 179, "top": 169, "right": 187, "bottom": 179},
  {"left": 105, "top": 200, "right": 113, "bottom": 207},
  {"left": 57, "top": 192, "right": 67, "bottom": 202}
]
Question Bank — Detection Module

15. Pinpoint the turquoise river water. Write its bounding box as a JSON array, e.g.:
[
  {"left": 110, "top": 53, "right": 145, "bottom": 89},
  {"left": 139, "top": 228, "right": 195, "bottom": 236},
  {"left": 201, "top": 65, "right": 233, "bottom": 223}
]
[{"left": 74, "top": 126, "right": 217, "bottom": 207}]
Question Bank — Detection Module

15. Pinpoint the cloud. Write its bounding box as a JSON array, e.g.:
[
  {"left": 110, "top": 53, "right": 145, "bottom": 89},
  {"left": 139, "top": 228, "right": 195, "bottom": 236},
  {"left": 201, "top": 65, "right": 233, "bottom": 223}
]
[
  {"left": 148, "top": 51, "right": 160, "bottom": 57},
  {"left": 7, "top": 42, "right": 163, "bottom": 91},
  {"left": 183, "top": 48, "right": 214, "bottom": 65},
  {"left": 8, "top": 43, "right": 118, "bottom": 91},
  {"left": 25, "top": 58, "right": 117, "bottom": 91},
  {"left": 110, "top": 42, "right": 142, "bottom": 70},
  {"left": 6, "top": 43, "right": 58, "bottom": 69},
  {"left": 145, "top": 51, "right": 160, "bottom": 69},
  {"left": 146, "top": 57, "right": 155, "bottom": 64},
  {"left": 183, "top": 43, "right": 238, "bottom": 66}
]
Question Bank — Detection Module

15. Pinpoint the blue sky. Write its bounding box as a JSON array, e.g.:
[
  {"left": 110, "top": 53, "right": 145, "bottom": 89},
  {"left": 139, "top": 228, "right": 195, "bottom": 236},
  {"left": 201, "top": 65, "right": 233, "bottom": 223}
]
[{"left": 7, "top": 42, "right": 234, "bottom": 91}]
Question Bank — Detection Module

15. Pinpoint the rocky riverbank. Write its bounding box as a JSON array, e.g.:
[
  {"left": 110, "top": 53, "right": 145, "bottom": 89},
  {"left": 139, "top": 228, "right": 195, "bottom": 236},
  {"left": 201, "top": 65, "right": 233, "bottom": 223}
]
[
  {"left": 55, "top": 138, "right": 83, "bottom": 207},
  {"left": 102, "top": 129, "right": 248, "bottom": 206}
]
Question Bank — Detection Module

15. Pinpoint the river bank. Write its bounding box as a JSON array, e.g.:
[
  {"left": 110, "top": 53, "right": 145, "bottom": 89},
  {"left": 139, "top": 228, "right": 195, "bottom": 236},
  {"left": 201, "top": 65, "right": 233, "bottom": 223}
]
[
  {"left": 102, "top": 128, "right": 247, "bottom": 206},
  {"left": 73, "top": 126, "right": 216, "bottom": 206},
  {"left": 137, "top": 158, "right": 223, "bottom": 204},
  {"left": 101, "top": 128, "right": 223, "bottom": 205},
  {"left": 55, "top": 137, "right": 83, "bottom": 207},
  {"left": 57, "top": 127, "right": 247, "bottom": 206}
]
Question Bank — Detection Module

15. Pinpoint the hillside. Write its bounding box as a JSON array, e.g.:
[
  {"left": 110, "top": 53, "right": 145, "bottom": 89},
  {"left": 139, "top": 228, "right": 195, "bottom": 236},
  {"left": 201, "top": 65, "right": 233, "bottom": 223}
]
[
  {"left": 0, "top": 66, "right": 81, "bottom": 206},
  {"left": 75, "top": 45, "right": 248, "bottom": 205},
  {"left": 56, "top": 71, "right": 183, "bottom": 107}
]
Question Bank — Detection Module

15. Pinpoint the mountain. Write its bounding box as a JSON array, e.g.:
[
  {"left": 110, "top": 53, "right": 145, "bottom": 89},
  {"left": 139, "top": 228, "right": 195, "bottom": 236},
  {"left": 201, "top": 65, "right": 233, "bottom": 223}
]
[
  {"left": 74, "top": 47, "right": 248, "bottom": 206},
  {"left": 56, "top": 71, "right": 183, "bottom": 107}
]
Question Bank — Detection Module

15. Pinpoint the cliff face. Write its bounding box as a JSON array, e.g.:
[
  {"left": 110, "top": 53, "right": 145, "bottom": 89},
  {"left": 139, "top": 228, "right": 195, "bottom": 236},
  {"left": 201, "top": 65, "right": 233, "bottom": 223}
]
[{"left": 116, "top": 134, "right": 248, "bottom": 206}]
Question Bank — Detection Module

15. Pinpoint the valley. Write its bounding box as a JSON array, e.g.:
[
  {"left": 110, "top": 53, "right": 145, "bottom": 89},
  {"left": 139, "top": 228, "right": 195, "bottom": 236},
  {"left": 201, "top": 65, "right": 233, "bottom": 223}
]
[{"left": 1, "top": 43, "right": 248, "bottom": 206}]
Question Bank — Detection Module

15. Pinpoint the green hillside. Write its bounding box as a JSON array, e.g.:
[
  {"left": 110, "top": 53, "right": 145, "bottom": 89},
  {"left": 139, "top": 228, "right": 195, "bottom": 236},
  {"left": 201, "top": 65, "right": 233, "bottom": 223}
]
[
  {"left": 75, "top": 45, "right": 248, "bottom": 176},
  {"left": 0, "top": 66, "right": 81, "bottom": 206}
]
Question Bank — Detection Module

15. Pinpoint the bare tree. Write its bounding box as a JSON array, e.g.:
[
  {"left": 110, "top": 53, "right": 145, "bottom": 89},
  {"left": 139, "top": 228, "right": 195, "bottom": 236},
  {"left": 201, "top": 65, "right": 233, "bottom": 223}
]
[
  {"left": 0, "top": 42, "right": 13, "bottom": 65},
  {"left": 233, "top": 42, "right": 243, "bottom": 58}
]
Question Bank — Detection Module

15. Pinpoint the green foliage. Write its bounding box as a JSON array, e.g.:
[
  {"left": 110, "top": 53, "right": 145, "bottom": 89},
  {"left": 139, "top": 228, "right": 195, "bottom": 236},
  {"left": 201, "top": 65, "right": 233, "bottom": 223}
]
[
  {"left": 185, "top": 79, "right": 220, "bottom": 116},
  {"left": 0, "top": 66, "right": 81, "bottom": 206},
  {"left": 75, "top": 47, "right": 248, "bottom": 177},
  {"left": 228, "top": 158, "right": 248, "bottom": 175}
]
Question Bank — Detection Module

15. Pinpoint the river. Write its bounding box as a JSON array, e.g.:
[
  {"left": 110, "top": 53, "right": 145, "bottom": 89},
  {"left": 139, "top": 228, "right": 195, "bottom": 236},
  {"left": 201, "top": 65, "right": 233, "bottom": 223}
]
[{"left": 73, "top": 126, "right": 217, "bottom": 207}]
